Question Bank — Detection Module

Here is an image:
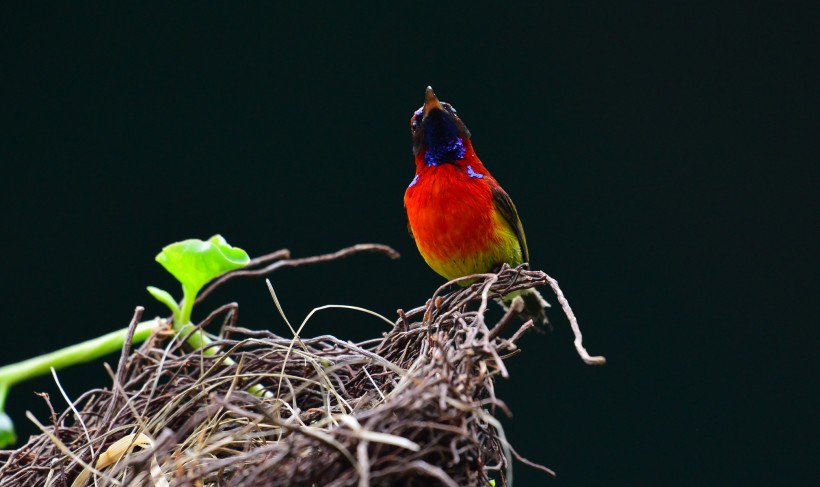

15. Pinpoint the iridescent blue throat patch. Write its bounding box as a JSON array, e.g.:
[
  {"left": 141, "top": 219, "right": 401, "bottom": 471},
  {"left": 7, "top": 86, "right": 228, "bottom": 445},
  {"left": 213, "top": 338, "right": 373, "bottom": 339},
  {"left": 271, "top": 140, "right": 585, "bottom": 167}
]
[{"left": 424, "top": 137, "right": 466, "bottom": 166}]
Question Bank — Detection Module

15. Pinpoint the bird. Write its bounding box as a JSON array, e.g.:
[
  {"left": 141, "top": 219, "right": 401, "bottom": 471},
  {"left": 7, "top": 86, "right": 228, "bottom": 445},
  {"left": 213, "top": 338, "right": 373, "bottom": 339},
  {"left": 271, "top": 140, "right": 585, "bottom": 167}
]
[{"left": 404, "top": 86, "right": 549, "bottom": 324}]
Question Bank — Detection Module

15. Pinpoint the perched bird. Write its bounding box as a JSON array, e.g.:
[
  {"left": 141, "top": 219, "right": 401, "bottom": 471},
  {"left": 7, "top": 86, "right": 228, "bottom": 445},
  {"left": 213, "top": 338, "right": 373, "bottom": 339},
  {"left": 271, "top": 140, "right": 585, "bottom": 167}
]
[{"left": 404, "top": 86, "right": 549, "bottom": 323}]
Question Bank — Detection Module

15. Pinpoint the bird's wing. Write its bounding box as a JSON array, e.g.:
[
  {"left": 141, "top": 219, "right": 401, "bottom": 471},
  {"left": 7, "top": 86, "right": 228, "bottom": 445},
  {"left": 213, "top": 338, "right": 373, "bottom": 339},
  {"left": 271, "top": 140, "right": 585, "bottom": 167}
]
[{"left": 491, "top": 186, "right": 529, "bottom": 263}]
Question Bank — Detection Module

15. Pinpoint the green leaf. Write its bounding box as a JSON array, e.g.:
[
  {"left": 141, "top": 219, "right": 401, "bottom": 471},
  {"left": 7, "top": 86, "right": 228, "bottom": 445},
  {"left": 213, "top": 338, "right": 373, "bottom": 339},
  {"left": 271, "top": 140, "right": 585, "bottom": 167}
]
[
  {"left": 0, "top": 411, "right": 15, "bottom": 447},
  {"left": 155, "top": 235, "right": 250, "bottom": 297},
  {"left": 146, "top": 286, "right": 180, "bottom": 315}
]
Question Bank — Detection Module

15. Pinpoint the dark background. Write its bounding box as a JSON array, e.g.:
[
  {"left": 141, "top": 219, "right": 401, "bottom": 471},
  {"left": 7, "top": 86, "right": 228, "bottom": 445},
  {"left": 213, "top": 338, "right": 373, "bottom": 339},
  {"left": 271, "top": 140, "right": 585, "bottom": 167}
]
[{"left": 2, "top": 2, "right": 816, "bottom": 485}]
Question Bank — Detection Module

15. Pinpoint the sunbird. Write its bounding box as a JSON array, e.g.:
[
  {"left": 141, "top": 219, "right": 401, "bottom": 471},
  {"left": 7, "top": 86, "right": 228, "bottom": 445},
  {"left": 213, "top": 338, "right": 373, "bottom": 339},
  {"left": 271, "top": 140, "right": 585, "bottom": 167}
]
[{"left": 404, "top": 86, "right": 549, "bottom": 323}]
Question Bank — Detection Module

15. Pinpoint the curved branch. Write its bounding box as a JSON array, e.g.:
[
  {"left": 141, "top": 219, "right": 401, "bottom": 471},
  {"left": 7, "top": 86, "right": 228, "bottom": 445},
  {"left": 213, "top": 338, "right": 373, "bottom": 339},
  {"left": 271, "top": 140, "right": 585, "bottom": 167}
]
[{"left": 196, "top": 244, "right": 400, "bottom": 305}]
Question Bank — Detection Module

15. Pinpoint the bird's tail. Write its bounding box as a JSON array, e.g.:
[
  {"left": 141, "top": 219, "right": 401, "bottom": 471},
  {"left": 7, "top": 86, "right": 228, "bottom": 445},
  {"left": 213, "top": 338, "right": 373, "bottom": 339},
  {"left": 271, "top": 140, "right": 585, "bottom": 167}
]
[{"left": 498, "top": 288, "right": 551, "bottom": 327}]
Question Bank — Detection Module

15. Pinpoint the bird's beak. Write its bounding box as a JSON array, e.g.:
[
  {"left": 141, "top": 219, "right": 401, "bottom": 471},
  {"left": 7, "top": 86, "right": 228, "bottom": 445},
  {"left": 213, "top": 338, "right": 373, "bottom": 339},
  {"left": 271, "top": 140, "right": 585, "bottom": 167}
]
[{"left": 423, "top": 86, "right": 443, "bottom": 118}]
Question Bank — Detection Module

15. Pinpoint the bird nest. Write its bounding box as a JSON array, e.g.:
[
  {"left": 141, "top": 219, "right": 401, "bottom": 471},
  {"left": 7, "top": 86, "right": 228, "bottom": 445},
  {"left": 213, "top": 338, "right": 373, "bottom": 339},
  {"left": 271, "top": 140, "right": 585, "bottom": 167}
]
[{"left": 0, "top": 246, "right": 601, "bottom": 486}]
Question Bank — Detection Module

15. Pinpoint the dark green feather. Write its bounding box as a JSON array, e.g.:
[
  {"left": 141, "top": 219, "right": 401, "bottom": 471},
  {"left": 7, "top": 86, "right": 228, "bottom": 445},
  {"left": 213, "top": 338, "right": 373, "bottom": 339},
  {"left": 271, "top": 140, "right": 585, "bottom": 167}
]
[{"left": 491, "top": 186, "right": 529, "bottom": 264}]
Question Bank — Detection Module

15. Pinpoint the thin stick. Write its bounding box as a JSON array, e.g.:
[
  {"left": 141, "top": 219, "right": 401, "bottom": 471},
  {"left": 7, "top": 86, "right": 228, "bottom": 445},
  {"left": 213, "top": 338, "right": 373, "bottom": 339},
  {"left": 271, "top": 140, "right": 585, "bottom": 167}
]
[
  {"left": 488, "top": 296, "right": 524, "bottom": 340},
  {"left": 509, "top": 442, "right": 556, "bottom": 477},
  {"left": 115, "top": 307, "right": 144, "bottom": 394},
  {"left": 545, "top": 275, "right": 606, "bottom": 365},
  {"left": 50, "top": 368, "right": 94, "bottom": 454},
  {"left": 197, "top": 244, "right": 399, "bottom": 304}
]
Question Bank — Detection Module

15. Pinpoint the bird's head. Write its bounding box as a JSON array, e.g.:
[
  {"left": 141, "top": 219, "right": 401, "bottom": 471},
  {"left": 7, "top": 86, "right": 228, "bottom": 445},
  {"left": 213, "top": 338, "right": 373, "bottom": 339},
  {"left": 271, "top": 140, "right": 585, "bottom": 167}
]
[{"left": 410, "top": 86, "right": 471, "bottom": 167}]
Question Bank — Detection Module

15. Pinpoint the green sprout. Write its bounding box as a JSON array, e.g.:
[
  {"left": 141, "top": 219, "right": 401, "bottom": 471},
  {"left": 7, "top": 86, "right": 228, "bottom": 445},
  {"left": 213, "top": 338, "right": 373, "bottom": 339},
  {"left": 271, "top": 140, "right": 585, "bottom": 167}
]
[
  {"left": 0, "top": 235, "right": 249, "bottom": 447},
  {"left": 148, "top": 234, "right": 249, "bottom": 350}
]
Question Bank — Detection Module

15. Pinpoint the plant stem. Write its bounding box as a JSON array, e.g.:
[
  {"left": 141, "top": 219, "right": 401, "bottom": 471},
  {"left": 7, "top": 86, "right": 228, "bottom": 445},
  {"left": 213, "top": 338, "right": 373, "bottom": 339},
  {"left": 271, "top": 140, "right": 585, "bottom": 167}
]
[
  {"left": 174, "top": 284, "right": 211, "bottom": 354},
  {"left": 0, "top": 319, "right": 161, "bottom": 391},
  {"left": 178, "top": 284, "right": 197, "bottom": 326},
  {"left": 174, "top": 322, "right": 212, "bottom": 352}
]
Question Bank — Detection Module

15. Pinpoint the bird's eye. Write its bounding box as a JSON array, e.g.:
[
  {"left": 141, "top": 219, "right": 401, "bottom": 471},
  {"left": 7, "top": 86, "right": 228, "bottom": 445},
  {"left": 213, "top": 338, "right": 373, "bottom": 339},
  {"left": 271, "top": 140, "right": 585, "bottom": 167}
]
[{"left": 410, "top": 106, "right": 424, "bottom": 134}]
